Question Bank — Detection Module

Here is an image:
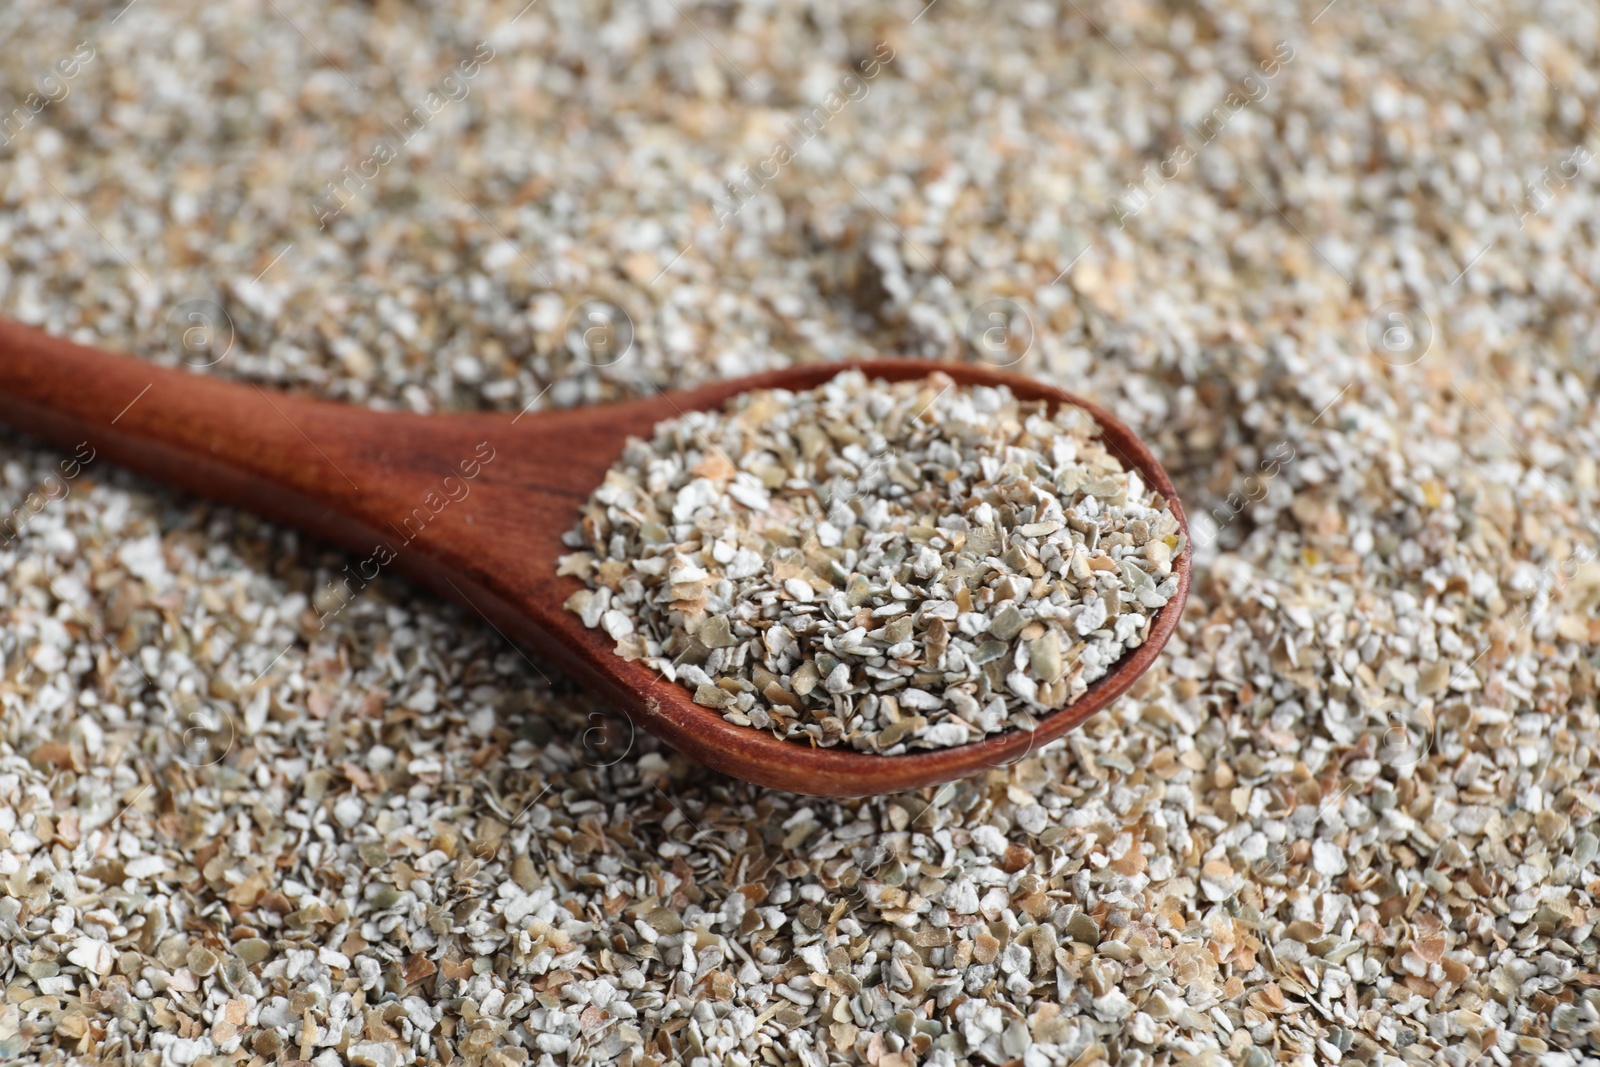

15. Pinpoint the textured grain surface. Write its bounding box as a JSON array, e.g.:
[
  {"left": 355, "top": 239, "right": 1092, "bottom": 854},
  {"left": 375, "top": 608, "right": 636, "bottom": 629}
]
[{"left": 3, "top": 0, "right": 1600, "bottom": 1063}]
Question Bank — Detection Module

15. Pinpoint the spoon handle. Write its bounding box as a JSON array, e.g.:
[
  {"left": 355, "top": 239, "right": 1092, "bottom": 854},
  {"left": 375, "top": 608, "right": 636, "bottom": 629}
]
[
  {"left": 0, "top": 317, "right": 426, "bottom": 546},
  {"left": 0, "top": 315, "right": 663, "bottom": 585}
]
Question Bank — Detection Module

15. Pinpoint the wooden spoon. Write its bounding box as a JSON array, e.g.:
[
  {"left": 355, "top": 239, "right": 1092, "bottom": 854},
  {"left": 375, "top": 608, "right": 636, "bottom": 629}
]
[{"left": 0, "top": 318, "right": 1189, "bottom": 796}]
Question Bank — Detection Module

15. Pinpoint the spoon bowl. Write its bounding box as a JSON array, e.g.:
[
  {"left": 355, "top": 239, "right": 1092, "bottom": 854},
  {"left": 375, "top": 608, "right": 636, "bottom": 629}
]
[{"left": 0, "top": 318, "right": 1188, "bottom": 796}]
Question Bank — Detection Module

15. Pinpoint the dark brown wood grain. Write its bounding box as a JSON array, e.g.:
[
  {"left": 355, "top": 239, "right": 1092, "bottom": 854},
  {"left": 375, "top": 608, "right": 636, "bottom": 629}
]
[{"left": 0, "top": 317, "right": 1190, "bottom": 796}]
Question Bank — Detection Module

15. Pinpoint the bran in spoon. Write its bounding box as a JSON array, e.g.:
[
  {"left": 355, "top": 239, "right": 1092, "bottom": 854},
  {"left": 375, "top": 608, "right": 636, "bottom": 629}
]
[{"left": 561, "top": 370, "right": 1182, "bottom": 753}]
